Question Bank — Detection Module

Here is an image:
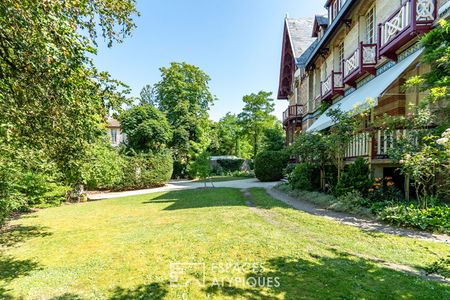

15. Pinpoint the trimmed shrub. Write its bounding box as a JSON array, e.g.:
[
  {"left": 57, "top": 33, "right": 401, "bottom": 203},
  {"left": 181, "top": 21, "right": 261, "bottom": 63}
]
[
  {"left": 80, "top": 143, "right": 125, "bottom": 190},
  {"left": 254, "top": 150, "right": 288, "bottom": 182},
  {"left": 334, "top": 158, "right": 372, "bottom": 197},
  {"left": 288, "top": 163, "right": 316, "bottom": 191},
  {"left": 120, "top": 151, "right": 173, "bottom": 189},
  {"left": 217, "top": 159, "right": 244, "bottom": 173}
]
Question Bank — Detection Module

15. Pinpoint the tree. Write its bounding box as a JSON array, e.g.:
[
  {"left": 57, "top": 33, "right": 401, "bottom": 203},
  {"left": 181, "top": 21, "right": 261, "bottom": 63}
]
[
  {"left": 290, "top": 132, "right": 329, "bottom": 190},
  {"left": 380, "top": 21, "right": 450, "bottom": 202},
  {"left": 139, "top": 84, "right": 155, "bottom": 106},
  {"left": 190, "top": 151, "right": 212, "bottom": 187},
  {"left": 120, "top": 104, "right": 172, "bottom": 153},
  {"left": 152, "top": 62, "right": 216, "bottom": 177},
  {"left": 238, "top": 91, "right": 275, "bottom": 157},
  {"left": 212, "top": 113, "right": 242, "bottom": 156},
  {"left": 0, "top": 0, "right": 138, "bottom": 185},
  {"left": 261, "top": 126, "right": 285, "bottom": 152}
]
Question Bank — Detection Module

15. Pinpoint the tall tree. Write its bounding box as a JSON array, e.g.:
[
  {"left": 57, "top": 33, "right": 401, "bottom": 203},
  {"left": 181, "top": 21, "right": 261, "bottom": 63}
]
[
  {"left": 120, "top": 104, "right": 172, "bottom": 153},
  {"left": 214, "top": 113, "right": 241, "bottom": 156},
  {"left": 152, "top": 62, "right": 215, "bottom": 177},
  {"left": 238, "top": 91, "right": 276, "bottom": 157},
  {"left": 0, "top": 0, "right": 138, "bottom": 184}
]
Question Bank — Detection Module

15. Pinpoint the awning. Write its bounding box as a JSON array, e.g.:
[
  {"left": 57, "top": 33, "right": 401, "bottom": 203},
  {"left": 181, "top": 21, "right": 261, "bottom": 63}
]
[{"left": 307, "top": 48, "right": 424, "bottom": 132}]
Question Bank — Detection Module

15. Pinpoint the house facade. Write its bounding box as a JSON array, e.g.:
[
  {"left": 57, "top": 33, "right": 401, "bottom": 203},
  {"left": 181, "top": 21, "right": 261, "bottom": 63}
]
[
  {"left": 279, "top": 0, "right": 449, "bottom": 182},
  {"left": 106, "top": 117, "right": 126, "bottom": 147}
]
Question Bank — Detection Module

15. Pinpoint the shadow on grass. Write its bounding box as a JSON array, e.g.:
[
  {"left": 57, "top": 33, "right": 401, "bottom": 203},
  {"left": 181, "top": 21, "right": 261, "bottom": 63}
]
[
  {"left": 109, "top": 282, "right": 168, "bottom": 300},
  {"left": 0, "top": 225, "right": 52, "bottom": 248},
  {"left": 50, "top": 293, "right": 85, "bottom": 300},
  {"left": 142, "top": 188, "right": 287, "bottom": 211},
  {"left": 0, "top": 255, "right": 42, "bottom": 299},
  {"left": 203, "top": 254, "right": 450, "bottom": 299}
]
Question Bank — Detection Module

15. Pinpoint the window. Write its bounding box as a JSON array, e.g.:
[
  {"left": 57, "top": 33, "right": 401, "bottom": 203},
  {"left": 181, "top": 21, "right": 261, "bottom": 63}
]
[
  {"left": 366, "top": 6, "right": 376, "bottom": 43},
  {"left": 332, "top": 1, "right": 338, "bottom": 21},
  {"left": 337, "top": 43, "right": 344, "bottom": 71},
  {"left": 111, "top": 129, "right": 117, "bottom": 144}
]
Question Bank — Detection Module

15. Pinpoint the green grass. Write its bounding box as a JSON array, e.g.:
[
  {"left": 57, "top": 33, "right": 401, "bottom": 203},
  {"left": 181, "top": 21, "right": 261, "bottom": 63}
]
[{"left": 0, "top": 188, "right": 449, "bottom": 299}]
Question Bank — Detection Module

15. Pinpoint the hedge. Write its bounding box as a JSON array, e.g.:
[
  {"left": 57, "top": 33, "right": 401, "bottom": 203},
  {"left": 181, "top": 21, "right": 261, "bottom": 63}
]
[
  {"left": 254, "top": 150, "right": 288, "bottom": 182},
  {"left": 217, "top": 159, "right": 244, "bottom": 172},
  {"left": 119, "top": 151, "right": 173, "bottom": 190}
]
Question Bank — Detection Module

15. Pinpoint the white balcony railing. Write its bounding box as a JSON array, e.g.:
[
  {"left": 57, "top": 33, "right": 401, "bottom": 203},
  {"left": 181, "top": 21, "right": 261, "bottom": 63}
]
[
  {"left": 321, "top": 74, "right": 333, "bottom": 96},
  {"left": 380, "top": 0, "right": 436, "bottom": 49},
  {"left": 345, "top": 132, "right": 370, "bottom": 158}
]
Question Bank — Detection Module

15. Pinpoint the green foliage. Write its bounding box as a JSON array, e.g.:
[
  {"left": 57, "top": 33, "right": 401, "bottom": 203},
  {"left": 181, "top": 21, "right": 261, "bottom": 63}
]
[
  {"left": 288, "top": 163, "right": 317, "bottom": 191},
  {"left": 217, "top": 159, "right": 244, "bottom": 173},
  {"left": 152, "top": 62, "right": 215, "bottom": 177},
  {"left": 0, "top": 0, "right": 138, "bottom": 186},
  {"left": 80, "top": 142, "right": 125, "bottom": 190},
  {"left": 120, "top": 103, "right": 172, "bottom": 153},
  {"left": 419, "top": 19, "right": 450, "bottom": 103},
  {"left": 334, "top": 158, "right": 373, "bottom": 197},
  {"left": 332, "top": 191, "right": 371, "bottom": 215},
  {"left": 379, "top": 204, "right": 450, "bottom": 233},
  {"left": 189, "top": 151, "right": 212, "bottom": 182},
  {"left": 120, "top": 151, "right": 173, "bottom": 189},
  {"left": 289, "top": 132, "right": 328, "bottom": 166},
  {"left": 238, "top": 91, "right": 276, "bottom": 157},
  {"left": 261, "top": 127, "right": 285, "bottom": 151},
  {"left": 254, "top": 150, "right": 288, "bottom": 182}
]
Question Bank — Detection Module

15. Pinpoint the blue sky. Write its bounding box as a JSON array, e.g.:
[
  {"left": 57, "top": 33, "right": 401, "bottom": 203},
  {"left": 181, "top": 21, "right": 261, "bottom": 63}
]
[{"left": 93, "top": 0, "right": 326, "bottom": 121}]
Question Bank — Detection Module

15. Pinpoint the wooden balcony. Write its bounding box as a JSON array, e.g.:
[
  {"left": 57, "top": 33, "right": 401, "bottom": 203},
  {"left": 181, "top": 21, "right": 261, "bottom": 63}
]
[
  {"left": 343, "top": 43, "right": 377, "bottom": 87},
  {"left": 320, "top": 71, "right": 344, "bottom": 102},
  {"left": 282, "top": 104, "right": 305, "bottom": 125},
  {"left": 344, "top": 129, "right": 414, "bottom": 160},
  {"left": 345, "top": 132, "right": 370, "bottom": 159},
  {"left": 378, "top": 0, "right": 437, "bottom": 61}
]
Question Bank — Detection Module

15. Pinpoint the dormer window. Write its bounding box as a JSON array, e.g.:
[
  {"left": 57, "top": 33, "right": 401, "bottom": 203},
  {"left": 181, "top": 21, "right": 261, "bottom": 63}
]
[{"left": 328, "top": 0, "right": 342, "bottom": 23}]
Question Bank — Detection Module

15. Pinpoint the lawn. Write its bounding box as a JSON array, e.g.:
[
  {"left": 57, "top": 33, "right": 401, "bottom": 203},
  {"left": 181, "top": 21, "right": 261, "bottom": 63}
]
[{"left": 0, "top": 188, "right": 449, "bottom": 299}]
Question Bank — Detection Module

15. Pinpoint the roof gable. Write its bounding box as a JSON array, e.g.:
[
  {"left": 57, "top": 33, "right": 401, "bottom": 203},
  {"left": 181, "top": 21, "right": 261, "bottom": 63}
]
[{"left": 278, "top": 17, "right": 315, "bottom": 99}]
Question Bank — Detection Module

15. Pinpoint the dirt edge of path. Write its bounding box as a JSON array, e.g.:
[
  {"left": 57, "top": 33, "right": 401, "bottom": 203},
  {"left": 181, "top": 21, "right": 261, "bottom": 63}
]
[{"left": 265, "top": 188, "right": 449, "bottom": 244}]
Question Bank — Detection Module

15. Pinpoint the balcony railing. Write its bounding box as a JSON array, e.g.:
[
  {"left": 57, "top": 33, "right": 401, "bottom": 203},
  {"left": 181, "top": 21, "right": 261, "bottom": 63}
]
[
  {"left": 320, "top": 71, "right": 344, "bottom": 101},
  {"left": 345, "top": 132, "right": 370, "bottom": 159},
  {"left": 343, "top": 43, "right": 377, "bottom": 87},
  {"left": 378, "top": 0, "right": 437, "bottom": 60},
  {"left": 282, "top": 104, "right": 304, "bottom": 124}
]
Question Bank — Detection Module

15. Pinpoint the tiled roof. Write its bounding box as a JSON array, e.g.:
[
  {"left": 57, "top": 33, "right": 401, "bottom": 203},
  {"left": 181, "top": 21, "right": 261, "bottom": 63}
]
[
  {"left": 315, "top": 15, "right": 328, "bottom": 26},
  {"left": 285, "top": 17, "right": 316, "bottom": 58},
  {"left": 297, "top": 39, "right": 319, "bottom": 68}
]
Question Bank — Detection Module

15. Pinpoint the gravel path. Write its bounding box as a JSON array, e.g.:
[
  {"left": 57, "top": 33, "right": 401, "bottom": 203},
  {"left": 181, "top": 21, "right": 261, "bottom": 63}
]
[
  {"left": 87, "top": 178, "right": 280, "bottom": 200},
  {"left": 266, "top": 188, "right": 449, "bottom": 244}
]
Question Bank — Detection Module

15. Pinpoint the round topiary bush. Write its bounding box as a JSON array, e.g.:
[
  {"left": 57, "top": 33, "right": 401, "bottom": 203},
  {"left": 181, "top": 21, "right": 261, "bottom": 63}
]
[{"left": 254, "top": 150, "right": 288, "bottom": 182}]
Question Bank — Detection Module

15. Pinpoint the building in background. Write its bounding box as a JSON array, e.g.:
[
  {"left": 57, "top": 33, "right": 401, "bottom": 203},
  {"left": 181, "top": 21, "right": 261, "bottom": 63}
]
[
  {"left": 278, "top": 0, "right": 448, "bottom": 188},
  {"left": 106, "top": 117, "right": 126, "bottom": 147}
]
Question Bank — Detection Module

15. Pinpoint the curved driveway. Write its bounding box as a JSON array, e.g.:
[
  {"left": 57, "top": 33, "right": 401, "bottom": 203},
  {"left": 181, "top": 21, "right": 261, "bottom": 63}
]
[{"left": 88, "top": 178, "right": 280, "bottom": 200}]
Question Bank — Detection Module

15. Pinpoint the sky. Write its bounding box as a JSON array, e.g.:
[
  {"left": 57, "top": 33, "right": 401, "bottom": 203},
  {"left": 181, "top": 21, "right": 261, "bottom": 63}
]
[{"left": 93, "top": 0, "right": 326, "bottom": 121}]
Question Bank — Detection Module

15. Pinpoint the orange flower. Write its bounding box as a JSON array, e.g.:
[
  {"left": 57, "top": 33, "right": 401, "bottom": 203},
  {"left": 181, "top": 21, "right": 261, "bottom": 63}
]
[
  {"left": 385, "top": 177, "right": 393, "bottom": 181},
  {"left": 368, "top": 188, "right": 374, "bottom": 193},
  {"left": 387, "top": 181, "right": 395, "bottom": 187},
  {"left": 374, "top": 177, "right": 381, "bottom": 182}
]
